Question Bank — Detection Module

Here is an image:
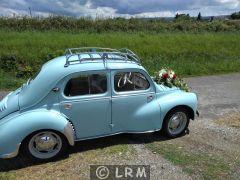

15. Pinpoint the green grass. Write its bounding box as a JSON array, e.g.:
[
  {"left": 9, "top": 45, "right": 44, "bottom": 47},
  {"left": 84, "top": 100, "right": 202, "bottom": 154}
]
[
  {"left": 0, "top": 70, "right": 25, "bottom": 91},
  {"left": 0, "top": 172, "right": 16, "bottom": 179},
  {"left": 146, "top": 142, "right": 231, "bottom": 179},
  {"left": 1, "top": 30, "right": 240, "bottom": 90}
]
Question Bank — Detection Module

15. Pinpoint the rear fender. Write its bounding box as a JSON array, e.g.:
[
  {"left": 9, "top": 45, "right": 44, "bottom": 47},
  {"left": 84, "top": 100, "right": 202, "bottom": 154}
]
[{"left": 0, "top": 109, "right": 75, "bottom": 157}]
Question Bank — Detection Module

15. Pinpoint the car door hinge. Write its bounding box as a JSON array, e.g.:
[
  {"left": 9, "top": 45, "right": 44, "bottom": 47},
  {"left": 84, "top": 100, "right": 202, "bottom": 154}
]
[
  {"left": 147, "top": 95, "right": 154, "bottom": 103},
  {"left": 109, "top": 124, "right": 114, "bottom": 128}
]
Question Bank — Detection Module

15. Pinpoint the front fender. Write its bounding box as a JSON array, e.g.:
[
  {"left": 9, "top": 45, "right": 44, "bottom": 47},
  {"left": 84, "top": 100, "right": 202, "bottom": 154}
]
[
  {"left": 0, "top": 109, "right": 75, "bottom": 158},
  {"left": 157, "top": 91, "right": 198, "bottom": 122}
]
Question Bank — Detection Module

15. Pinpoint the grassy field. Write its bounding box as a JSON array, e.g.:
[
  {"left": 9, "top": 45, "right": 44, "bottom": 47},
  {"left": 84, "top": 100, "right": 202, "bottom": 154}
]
[{"left": 1, "top": 30, "right": 240, "bottom": 90}]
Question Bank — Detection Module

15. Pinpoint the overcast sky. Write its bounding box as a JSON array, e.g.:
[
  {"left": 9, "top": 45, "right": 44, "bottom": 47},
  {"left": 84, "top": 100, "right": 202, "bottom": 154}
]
[{"left": 0, "top": 0, "right": 239, "bottom": 18}]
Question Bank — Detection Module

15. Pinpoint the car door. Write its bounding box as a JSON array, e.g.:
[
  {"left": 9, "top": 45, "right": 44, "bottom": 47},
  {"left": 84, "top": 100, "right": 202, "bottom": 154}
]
[
  {"left": 111, "top": 69, "right": 161, "bottom": 133},
  {"left": 59, "top": 70, "right": 111, "bottom": 139}
]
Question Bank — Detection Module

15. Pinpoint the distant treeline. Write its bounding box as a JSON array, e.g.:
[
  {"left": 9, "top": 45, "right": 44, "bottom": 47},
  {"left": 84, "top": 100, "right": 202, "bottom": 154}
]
[{"left": 0, "top": 15, "right": 240, "bottom": 32}]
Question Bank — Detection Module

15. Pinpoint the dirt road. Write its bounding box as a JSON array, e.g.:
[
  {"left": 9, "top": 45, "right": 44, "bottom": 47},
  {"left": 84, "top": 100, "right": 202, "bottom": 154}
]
[
  {"left": 0, "top": 73, "right": 240, "bottom": 179},
  {"left": 187, "top": 73, "right": 240, "bottom": 118}
]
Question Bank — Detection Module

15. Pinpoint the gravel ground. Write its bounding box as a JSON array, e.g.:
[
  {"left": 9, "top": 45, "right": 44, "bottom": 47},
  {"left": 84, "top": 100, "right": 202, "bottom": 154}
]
[
  {"left": 185, "top": 73, "right": 240, "bottom": 160},
  {"left": 0, "top": 73, "right": 240, "bottom": 179},
  {"left": 185, "top": 73, "right": 240, "bottom": 119}
]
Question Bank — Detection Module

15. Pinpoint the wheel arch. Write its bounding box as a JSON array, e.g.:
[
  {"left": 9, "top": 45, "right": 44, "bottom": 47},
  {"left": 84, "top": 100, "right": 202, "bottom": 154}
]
[
  {"left": 163, "top": 105, "right": 195, "bottom": 121},
  {"left": 16, "top": 111, "right": 76, "bottom": 147},
  {"left": 0, "top": 110, "right": 75, "bottom": 158}
]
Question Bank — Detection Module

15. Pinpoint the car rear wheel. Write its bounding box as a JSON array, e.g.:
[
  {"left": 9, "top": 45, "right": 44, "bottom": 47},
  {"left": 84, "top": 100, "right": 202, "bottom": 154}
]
[
  {"left": 163, "top": 108, "right": 190, "bottom": 138},
  {"left": 23, "top": 130, "right": 68, "bottom": 161}
]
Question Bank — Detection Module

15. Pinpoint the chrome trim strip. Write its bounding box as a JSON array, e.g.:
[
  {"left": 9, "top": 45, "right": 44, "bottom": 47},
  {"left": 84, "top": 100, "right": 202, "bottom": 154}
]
[
  {"left": 0, "top": 143, "right": 20, "bottom": 159},
  {"left": 61, "top": 97, "right": 110, "bottom": 104},
  {"left": 75, "top": 129, "right": 161, "bottom": 141},
  {"left": 0, "top": 92, "right": 13, "bottom": 112},
  {"left": 63, "top": 122, "right": 75, "bottom": 146},
  {"left": 61, "top": 92, "right": 155, "bottom": 103},
  {"left": 112, "top": 92, "right": 155, "bottom": 99}
]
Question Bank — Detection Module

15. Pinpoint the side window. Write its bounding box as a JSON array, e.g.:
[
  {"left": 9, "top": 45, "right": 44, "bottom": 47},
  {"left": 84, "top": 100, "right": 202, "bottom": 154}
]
[
  {"left": 114, "top": 72, "right": 150, "bottom": 92},
  {"left": 64, "top": 73, "right": 107, "bottom": 97}
]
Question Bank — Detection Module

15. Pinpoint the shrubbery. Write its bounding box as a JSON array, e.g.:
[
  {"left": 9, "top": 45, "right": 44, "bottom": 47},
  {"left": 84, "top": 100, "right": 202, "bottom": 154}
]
[
  {"left": 0, "top": 16, "right": 239, "bottom": 33},
  {"left": 231, "top": 12, "right": 240, "bottom": 20}
]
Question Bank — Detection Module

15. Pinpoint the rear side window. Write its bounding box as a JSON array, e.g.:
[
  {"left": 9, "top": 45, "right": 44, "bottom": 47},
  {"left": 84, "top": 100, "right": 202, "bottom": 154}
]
[
  {"left": 64, "top": 74, "right": 107, "bottom": 96},
  {"left": 114, "top": 72, "right": 150, "bottom": 92}
]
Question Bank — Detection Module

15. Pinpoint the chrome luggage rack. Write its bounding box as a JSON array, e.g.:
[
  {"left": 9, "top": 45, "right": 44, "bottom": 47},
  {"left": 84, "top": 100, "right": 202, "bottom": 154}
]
[{"left": 64, "top": 47, "right": 140, "bottom": 67}]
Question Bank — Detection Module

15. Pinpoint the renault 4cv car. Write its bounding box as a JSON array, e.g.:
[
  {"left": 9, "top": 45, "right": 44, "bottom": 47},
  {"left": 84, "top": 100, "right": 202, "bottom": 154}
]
[{"left": 0, "top": 48, "right": 198, "bottom": 161}]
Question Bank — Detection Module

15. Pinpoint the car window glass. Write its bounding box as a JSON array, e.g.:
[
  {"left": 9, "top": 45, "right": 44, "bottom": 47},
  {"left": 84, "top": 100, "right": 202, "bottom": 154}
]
[
  {"left": 64, "top": 74, "right": 107, "bottom": 96},
  {"left": 114, "top": 72, "right": 150, "bottom": 92}
]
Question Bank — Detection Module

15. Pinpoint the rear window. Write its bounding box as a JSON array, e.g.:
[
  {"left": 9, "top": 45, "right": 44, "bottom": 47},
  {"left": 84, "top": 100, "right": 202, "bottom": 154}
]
[{"left": 64, "top": 74, "right": 107, "bottom": 96}]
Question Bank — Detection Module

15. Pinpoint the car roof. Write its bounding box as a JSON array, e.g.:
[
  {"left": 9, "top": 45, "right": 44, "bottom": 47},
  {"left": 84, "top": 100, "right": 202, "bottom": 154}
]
[
  {"left": 18, "top": 55, "right": 147, "bottom": 109},
  {"left": 44, "top": 55, "right": 144, "bottom": 72}
]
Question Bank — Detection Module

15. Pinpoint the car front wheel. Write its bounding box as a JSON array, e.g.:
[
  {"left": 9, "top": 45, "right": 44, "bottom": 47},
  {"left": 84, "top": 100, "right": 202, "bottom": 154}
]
[
  {"left": 163, "top": 108, "right": 190, "bottom": 138},
  {"left": 22, "top": 130, "right": 68, "bottom": 161}
]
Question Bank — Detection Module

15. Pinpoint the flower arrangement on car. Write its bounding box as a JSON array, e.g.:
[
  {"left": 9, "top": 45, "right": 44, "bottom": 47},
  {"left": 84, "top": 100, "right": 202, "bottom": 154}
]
[{"left": 154, "top": 67, "right": 190, "bottom": 92}]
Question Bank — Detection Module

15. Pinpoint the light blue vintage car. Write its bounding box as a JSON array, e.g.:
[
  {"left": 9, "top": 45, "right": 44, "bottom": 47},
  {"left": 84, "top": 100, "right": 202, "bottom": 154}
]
[{"left": 0, "top": 48, "right": 198, "bottom": 161}]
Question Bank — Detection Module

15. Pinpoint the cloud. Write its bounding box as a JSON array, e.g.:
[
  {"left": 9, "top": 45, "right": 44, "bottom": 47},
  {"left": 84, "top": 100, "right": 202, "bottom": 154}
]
[
  {"left": 0, "top": 0, "right": 239, "bottom": 17},
  {"left": 89, "top": 0, "right": 240, "bottom": 15}
]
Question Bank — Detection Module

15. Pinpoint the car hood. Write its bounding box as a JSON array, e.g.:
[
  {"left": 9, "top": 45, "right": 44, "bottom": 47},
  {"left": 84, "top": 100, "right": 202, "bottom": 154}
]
[
  {"left": 0, "top": 89, "right": 20, "bottom": 120},
  {"left": 154, "top": 83, "right": 180, "bottom": 93}
]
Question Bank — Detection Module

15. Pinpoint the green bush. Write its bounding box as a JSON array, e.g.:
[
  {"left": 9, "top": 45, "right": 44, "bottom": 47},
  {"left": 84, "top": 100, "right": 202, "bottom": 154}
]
[
  {"left": 0, "top": 16, "right": 240, "bottom": 32},
  {"left": 231, "top": 12, "right": 240, "bottom": 20},
  {"left": 0, "top": 69, "right": 25, "bottom": 90},
  {"left": 0, "top": 55, "right": 18, "bottom": 71}
]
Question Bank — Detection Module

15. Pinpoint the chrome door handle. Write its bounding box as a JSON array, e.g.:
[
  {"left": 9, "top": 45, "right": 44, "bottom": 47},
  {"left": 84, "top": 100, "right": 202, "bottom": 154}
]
[
  {"left": 64, "top": 103, "right": 72, "bottom": 109},
  {"left": 52, "top": 87, "right": 60, "bottom": 92},
  {"left": 147, "top": 95, "right": 154, "bottom": 102}
]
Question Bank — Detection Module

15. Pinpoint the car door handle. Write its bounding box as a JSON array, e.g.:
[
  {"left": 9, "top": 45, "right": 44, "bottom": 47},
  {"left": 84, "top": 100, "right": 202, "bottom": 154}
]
[
  {"left": 147, "top": 95, "right": 154, "bottom": 102},
  {"left": 64, "top": 103, "right": 72, "bottom": 109},
  {"left": 52, "top": 87, "right": 60, "bottom": 92}
]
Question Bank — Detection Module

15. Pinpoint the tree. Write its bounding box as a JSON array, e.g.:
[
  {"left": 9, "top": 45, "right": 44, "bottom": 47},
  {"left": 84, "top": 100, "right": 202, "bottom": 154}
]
[
  {"left": 231, "top": 11, "right": 240, "bottom": 19},
  {"left": 197, "top": 12, "right": 202, "bottom": 21},
  {"left": 175, "top": 13, "right": 191, "bottom": 21},
  {"left": 175, "top": 13, "right": 179, "bottom": 19}
]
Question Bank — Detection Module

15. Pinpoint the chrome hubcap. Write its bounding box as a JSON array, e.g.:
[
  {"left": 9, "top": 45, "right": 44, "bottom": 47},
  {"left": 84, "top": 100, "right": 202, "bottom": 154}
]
[
  {"left": 168, "top": 112, "right": 187, "bottom": 135},
  {"left": 35, "top": 135, "right": 57, "bottom": 151},
  {"left": 29, "top": 131, "right": 62, "bottom": 159}
]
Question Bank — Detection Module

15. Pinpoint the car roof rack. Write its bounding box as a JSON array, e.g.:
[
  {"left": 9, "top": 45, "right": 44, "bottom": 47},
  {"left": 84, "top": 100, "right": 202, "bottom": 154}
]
[{"left": 64, "top": 47, "right": 141, "bottom": 67}]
